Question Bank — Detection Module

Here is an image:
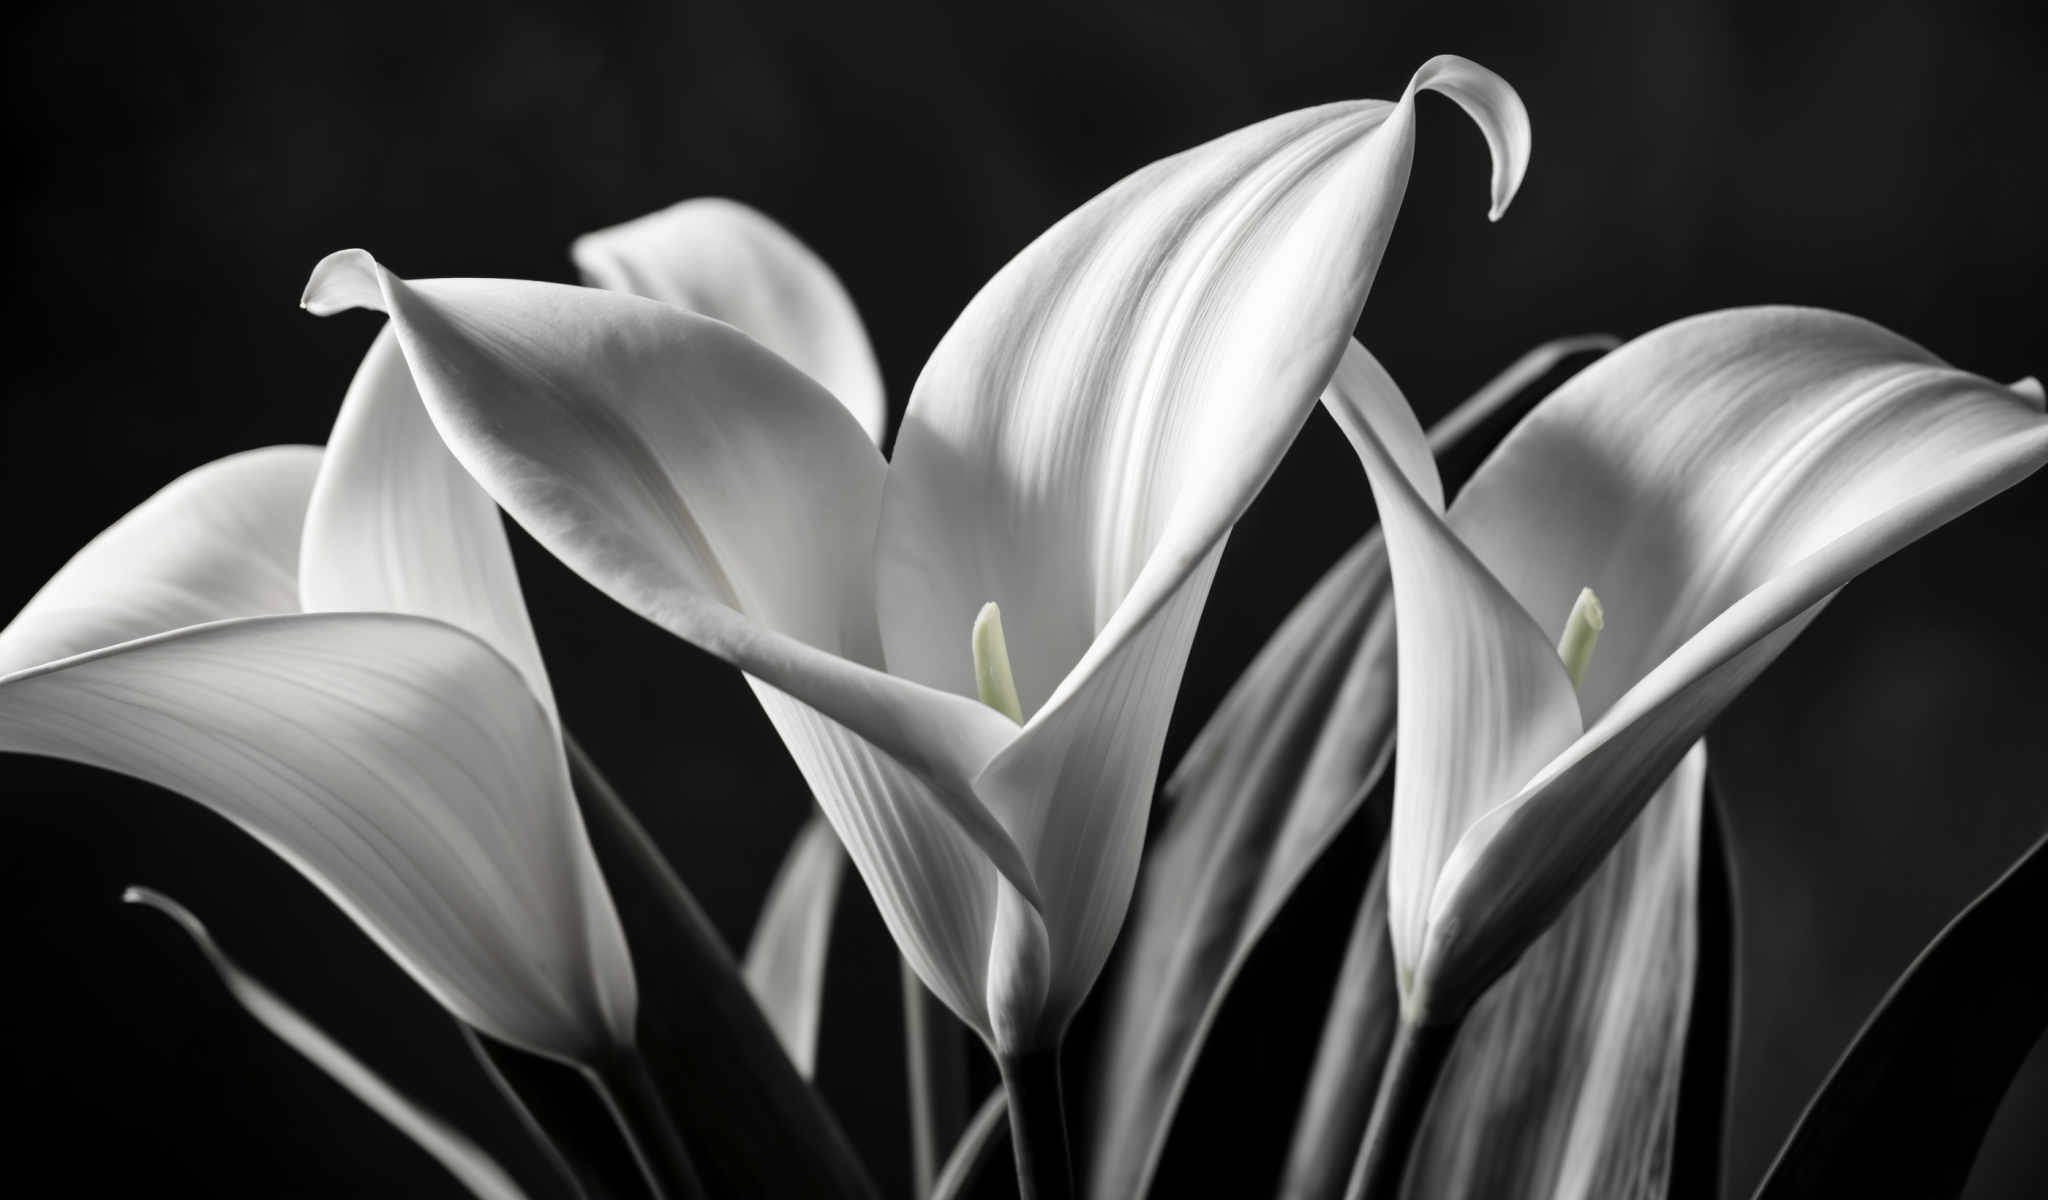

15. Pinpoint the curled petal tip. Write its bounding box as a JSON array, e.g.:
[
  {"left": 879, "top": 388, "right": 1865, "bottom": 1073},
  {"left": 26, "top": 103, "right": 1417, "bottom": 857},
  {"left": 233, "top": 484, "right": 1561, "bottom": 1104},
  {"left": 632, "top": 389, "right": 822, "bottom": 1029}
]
[
  {"left": 302, "top": 249, "right": 386, "bottom": 316},
  {"left": 1406, "top": 54, "right": 1532, "bottom": 222},
  {"left": 2011, "top": 376, "right": 2044, "bottom": 409}
]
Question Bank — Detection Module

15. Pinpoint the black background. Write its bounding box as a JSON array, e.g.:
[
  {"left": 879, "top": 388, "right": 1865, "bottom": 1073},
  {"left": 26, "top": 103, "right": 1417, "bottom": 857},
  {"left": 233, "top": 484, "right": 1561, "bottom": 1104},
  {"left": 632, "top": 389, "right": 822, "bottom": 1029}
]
[{"left": 4, "top": 0, "right": 2045, "bottom": 1195}]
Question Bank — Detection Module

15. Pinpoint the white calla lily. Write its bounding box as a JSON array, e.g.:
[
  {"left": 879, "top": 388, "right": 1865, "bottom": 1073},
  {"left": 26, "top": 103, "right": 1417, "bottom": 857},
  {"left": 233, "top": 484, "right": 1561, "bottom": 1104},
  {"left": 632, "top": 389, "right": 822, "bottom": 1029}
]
[
  {"left": 0, "top": 336, "right": 637, "bottom": 1064},
  {"left": 573, "top": 197, "right": 890, "bottom": 447},
  {"left": 302, "top": 53, "right": 1529, "bottom": 1055},
  {"left": 1320, "top": 312, "right": 2048, "bottom": 1023}
]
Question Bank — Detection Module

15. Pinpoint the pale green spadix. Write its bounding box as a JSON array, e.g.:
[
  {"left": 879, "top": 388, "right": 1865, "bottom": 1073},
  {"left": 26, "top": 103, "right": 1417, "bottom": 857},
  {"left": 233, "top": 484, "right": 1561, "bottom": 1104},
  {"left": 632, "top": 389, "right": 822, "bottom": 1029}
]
[
  {"left": 972, "top": 602, "right": 1025, "bottom": 724},
  {"left": 1556, "top": 587, "right": 1605, "bottom": 690}
]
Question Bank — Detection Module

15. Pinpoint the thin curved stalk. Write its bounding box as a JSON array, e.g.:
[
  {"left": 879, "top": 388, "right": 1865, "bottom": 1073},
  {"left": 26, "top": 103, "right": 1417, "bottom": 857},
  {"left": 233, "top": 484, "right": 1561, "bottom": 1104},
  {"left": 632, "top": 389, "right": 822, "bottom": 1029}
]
[
  {"left": 931, "top": 1089, "right": 1009, "bottom": 1200},
  {"left": 905, "top": 959, "right": 968, "bottom": 1194}
]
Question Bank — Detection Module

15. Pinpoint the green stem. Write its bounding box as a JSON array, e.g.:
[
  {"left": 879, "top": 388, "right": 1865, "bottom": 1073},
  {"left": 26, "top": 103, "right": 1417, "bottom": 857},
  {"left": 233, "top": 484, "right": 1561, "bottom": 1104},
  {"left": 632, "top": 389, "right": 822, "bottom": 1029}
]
[
  {"left": 998, "top": 1047, "right": 1074, "bottom": 1200},
  {"left": 1342, "top": 1016, "right": 1462, "bottom": 1200},
  {"left": 903, "top": 959, "right": 969, "bottom": 1196},
  {"left": 587, "top": 1050, "right": 709, "bottom": 1200}
]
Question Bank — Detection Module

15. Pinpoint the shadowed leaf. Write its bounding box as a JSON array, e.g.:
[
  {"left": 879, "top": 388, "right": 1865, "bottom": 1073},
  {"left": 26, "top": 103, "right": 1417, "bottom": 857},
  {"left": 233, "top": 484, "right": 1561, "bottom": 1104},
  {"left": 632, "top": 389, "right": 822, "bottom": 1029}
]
[
  {"left": 1753, "top": 825, "right": 2048, "bottom": 1200},
  {"left": 125, "top": 888, "right": 533, "bottom": 1200},
  {"left": 1276, "top": 847, "right": 1396, "bottom": 1200},
  {"left": 567, "top": 734, "right": 882, "bottom": 1199},
  {"left": 1670, "top": 778, "right": 1740, "bottom": 1200},
  {"left": 464, "top": 1028, "right": 643, "bottom": 1200}
]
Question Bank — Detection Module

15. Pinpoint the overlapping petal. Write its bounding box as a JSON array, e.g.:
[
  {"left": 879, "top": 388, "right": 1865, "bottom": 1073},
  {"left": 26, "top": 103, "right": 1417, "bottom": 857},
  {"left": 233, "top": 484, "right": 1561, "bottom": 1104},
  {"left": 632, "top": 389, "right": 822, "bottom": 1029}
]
[
  {"left": 0, "top": 614, "right": 635, "bottom": 1060},
  {"left": 2, "top": 435, "right": 637, "bottom": 1064},
  {"left": 1321, "top": 342, "right": 1581, "bottom": 1011},
  {"left": 573, "top": 197, "right": 889, "bottom": 445},
  {"left": 306, "top": 258, "right": 1022, "bottom": 810},
  {"left": 0, "top": 447, "right": 317, "bottom": 674},
  {"left": 1330, "top": 305, "right": 2048, "bottom": 1015},
  {"left": 300, "top": 327, "right": 555, "bottom": 711},
  {"left": 302, "top": 52, "right": 1531, "bottom": 1049},
  {"left": 885, "top": 54, "right": 1531, "bottom": 1043}
]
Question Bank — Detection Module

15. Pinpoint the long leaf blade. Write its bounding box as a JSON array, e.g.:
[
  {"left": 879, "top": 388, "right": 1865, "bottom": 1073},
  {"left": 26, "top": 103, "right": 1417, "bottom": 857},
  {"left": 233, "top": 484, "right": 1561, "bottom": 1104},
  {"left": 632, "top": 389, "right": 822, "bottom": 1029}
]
[
  {"left": 125, "top": 888, "right": 532, "bottom": 1200},
  {"left": 1753, "top": 826, "right": 2048, "bottom": 1199},
  {"left": 742, "top": 815, "right": 847, "bottom": 1080},
  {"left": 566, "top": 734, "right": 882, "bottom": 1199},
  {"left": 1078, "top": 335, "right": 1616, "bottom": 1199},
  {"left": 1670, "top": 779, "right": 1741, "bottom": 1200}
]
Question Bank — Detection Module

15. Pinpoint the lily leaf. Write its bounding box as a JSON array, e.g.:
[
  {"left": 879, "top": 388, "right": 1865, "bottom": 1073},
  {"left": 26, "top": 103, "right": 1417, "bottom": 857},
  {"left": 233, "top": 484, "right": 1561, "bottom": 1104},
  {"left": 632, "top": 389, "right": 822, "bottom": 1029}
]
[
  {"left": 742, "top": 815, "right": 848, "bottom": 1080},
  {"left": 1670, "top": 777, "right": 1741, "bottom": 1200},
  {"left": 125, "top": 887, "right": 532, "bottom": 1200},
  {"left": 564, "top": 735, "right": 883, "bottom": 1200},
  {"left": 1752, "top": 825, "right": 2048, "bottom": 1200},
  {"left": 464, "top": 1028, "right": 647, "bottom": 1200},
  {"left": 1078, "top": 334, "right": 1616, "bottom": 1200},
  {"left": 1276, "top": 846, "right": 1397, "bottom": 1200},
  {"left": 930, "top": 1089, "right": 1010, "bottom": 1200},
  {"left": 1394, "top": 744, "right": 1708, "bottom": 1200}
]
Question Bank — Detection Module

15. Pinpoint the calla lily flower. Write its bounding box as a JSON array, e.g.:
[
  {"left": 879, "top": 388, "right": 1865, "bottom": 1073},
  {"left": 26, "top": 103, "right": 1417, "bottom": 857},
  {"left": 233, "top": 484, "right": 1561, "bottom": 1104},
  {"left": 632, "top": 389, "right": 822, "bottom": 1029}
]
[
  {"left": 1319, "top": 311, "right": 2048, "bottom": 1024},
  {"left": 300, "top": 52, "right": 1530, "bottom": 1056},
  {"left": 0, "top": 330, "right": 636, "bottom": 1065}
]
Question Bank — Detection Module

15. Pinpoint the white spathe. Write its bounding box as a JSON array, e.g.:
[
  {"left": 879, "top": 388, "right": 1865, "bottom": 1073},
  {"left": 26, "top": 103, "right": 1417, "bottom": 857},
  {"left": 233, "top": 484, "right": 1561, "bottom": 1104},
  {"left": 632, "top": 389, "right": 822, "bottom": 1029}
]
[
  {"left": 573, "top": 197, "right": 890, "bottom": 447},
  {"left": 0, "top": 335, "right": 637, "bottom": 1063},
  {"left": 1321, "top": 312, "right": 2048, "bottom": 1021},
  {"left": 303, "top": 54, "right": 1530, "bottom": 1053}
]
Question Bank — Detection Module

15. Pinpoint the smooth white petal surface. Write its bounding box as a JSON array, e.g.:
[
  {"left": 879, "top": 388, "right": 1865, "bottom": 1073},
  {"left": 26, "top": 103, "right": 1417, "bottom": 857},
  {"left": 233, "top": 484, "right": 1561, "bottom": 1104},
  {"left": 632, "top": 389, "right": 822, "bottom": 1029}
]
[
  {"left": 0, "top": 615, "right": 636, "bottom": 1062},
  {"left": 1320, "top": 341, "right": 1582, "bottom": 1013},
  {"left": 126, "top": 888, "right": 533, "bottom": 1200},
  {"left": 748, "top": 682, "right": 1000, "bottom": 1037},
  {"left": 881, "top": 54, "right": 1529, "bottom": 1043},
  {"left": 1403, "top": 745, "right": 1704, "bottom": 1200},
  {"left": 301, "top": 327, "right": 555, "bottom": 714},
  {"left": 1417, "top": 308, "right": 2048, "bottom": 1009},
  {"left": 742, "top": 814, "right": 848, "bottom": 1078},
  {"left": 301, "top": 254, "right": 1035, "bottom": 914},
  {"left": 0, "top": 447, "right": 317, "bottom": 674},
  {"left": 573, "top": 198, "right": 889, "bottom": 445}
]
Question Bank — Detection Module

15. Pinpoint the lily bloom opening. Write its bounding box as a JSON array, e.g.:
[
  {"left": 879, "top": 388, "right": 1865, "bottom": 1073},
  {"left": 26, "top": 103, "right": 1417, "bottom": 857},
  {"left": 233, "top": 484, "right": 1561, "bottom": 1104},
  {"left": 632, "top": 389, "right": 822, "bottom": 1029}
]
[
  {"left": 301, "top": 53, "right": 1530, "bottom": 1058},
  {"left": 0, "top": 329, "right": 637, "bottom": 1066},
  {"left": 1321, "top": 313, "right": 2048, "bottom": 1025}
]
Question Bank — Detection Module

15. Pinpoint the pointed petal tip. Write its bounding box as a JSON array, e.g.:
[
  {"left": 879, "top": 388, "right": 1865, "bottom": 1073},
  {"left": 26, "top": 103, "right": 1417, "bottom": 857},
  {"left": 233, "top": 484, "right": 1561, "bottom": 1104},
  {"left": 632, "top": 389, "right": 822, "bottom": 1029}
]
[
  {"left": 1405, "top": 54, "right": 1531, "bottom": 222},
  {"left": 302, "top": 249, "right": 386, "bottom": 316}
]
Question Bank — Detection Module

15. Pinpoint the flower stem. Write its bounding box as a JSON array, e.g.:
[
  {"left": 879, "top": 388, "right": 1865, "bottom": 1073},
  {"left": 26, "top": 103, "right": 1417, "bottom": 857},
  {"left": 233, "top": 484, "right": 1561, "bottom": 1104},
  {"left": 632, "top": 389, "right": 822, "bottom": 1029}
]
[
  {"left": 1342, "top": 1015, "right": 1462, "bottom": 1200},
  {"left": 904, "top": 958, "right": 968, "bottom": 1195},
  {"left": 587, "top": 1050, "right": 709, "bottom": 1200},
  {"left": 998, "top": 1046, "right": 1074, "bottom": 1200}
]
